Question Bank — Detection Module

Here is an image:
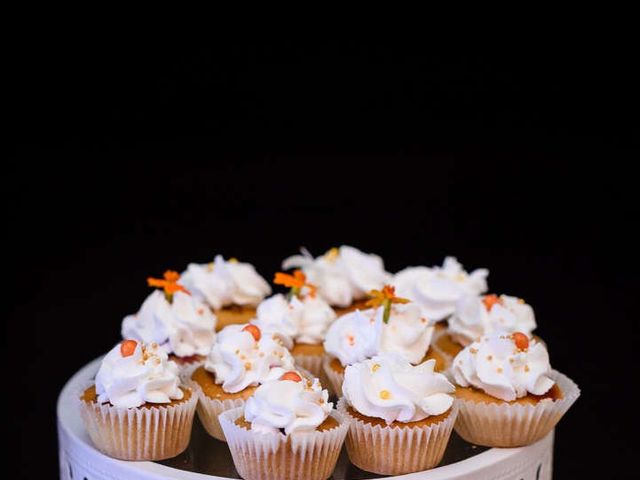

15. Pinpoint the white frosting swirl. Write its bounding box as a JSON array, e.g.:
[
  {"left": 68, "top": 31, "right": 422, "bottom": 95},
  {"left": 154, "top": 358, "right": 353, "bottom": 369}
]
[
  {"left": 121, "top": 290, "right": 216, "bottom": 358},
  {"left": 205, "top": 324, "right": 295, "bottom": 393},
  {"left": 253, "top": 293, "right": 337, "bottom": 346},
  {"left": 323, "top": 304, "right": 433, "bottom": 366},
  {"left": 448, "top": 294, "right": 536, "bottom": 345},
  {"left": 343, "top": 353, "right": 454, "bottom": 424},
  {"left": 392, "top": 257, "right": 488, "bottom": 321},
  {"left": 181, "top": 255, "right": 271, "bottom": 310},
  {"left": 452, "top": 333, "right": 555, "bottom": 402},
  {"left": 244, "top": 376, "right": 332, "bottom": 435},
  {"left": 95, "top": 341, "right": 184, "bottom": 409},
  {"left": 282, "top": 246, "right": 390, "bottom": 307}
]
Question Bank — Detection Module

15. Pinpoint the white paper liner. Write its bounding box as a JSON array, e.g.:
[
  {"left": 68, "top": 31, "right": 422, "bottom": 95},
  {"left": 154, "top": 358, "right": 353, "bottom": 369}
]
[
  {"left": 337, "top": 398, "right": 458, "bottom": 475},
  {"left": 78, "top": 383, "right": 197, "bottom": 461},
  {"left": 454, "top": 369, "right": 580, "bottom": 447},
  {"left": 182, "top": 363, "right": 250, "bottom": 442},
  {"left": 293, "top": 353, "right": 323, "bottom": 378},
  {"left": 322, "top": 355, "right": 345, "bottom": 397},
  {"left": 219, "top": 407, "right": 348, "bottom": 480}
]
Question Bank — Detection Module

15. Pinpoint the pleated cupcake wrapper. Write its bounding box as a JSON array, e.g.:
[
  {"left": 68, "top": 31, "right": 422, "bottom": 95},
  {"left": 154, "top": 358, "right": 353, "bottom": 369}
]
[
  {"left": 293, "top": 353, "right": 323, "bottom": 378},
  {"left": 78, "top": 383, "right": 197, "bottom": 461},
  {"left": 454, "top": 369, "right": 580, "bottom": 447},
  {"left": 219, "top": 407, "right": 348, "bottom": 480},
  {"left": 337, "top": 398, "right": 458, "bottom": 475},
  {"left": 322, "top": 355, "right": 345, "bottom": 397},
  {"left": 182, "top": 363, "right": 247, "bottom": 442}
]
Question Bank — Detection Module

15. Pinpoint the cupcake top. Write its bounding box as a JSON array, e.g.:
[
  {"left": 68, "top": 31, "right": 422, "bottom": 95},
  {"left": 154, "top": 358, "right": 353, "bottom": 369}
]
[
  {"left": 95, "top": 340, "right": 184, "bottom": 409},
  {"left": 121, "top": 271, "right": 217, "bottom": 358},
  {"left": 252, "top": 270, "right": 337, "bottom": 346},
  {"left": 452, "top": 332, "right": 554, "bottom": 402},
  {"left": 244, "top": 371, "right": 333, "bottom": 435},
  {"left": 205, "top": 323, "right": 295, "bottom": 393},
  {"left": 392, "top": 257, "right": 488, "bottom": 321},
  {"left": 324, "top": 286, "right": 434, "bottom": 366},
  {"left": 282, "top": 246, "right": 391, "bottom": 308},
  {"left": 448, "top": 294, "right": 537, "bottom": 346},
  {"left": 343, "top": 353, "right": 455, "bottom": 424},
  {"left": 181, "top": 255, "right": 272, "bottom": 310}
]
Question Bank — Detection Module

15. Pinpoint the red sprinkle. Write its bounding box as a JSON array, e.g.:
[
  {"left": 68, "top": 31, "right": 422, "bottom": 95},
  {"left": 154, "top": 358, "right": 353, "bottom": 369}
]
[
  {"left": 280, "top": 371, "right": 302, "bottom": 382},
  {"left": 120, "top": 340, "right": 137, "bottom": 357},
  {"left": 512, "top": 332, "right": 529, "bottom": 351},
  {"left": 242, "top": 324, "right": 262, "bottom": 342}
]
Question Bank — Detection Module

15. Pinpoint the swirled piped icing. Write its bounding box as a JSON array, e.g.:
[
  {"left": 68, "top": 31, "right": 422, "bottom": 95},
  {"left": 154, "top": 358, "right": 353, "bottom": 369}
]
[{"left": 342, "top": 353, "right": 454, "bottom": 424}]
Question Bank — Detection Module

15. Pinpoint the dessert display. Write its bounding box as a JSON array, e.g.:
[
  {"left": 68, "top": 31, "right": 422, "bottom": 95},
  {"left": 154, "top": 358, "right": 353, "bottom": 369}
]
[
  {"left": 323, "top": 285, "right": 441, "bottom": 395},
  {"left": 392, "top": 256, "right": 488, "bottom": 323},
  {"left": 252, "top": 270, "right": 336, "bottom": 376},
  {"left": 219, "top": 372, "right": 348, "bottom": 480},
  {"left": 434, "top": 293, "right": 537, "bottom": 364},
  {"left": 121, "top": 271, "right": 217, "bottom": 367},
  {"left": 79, "top": 340, "right": 197, "bottom": 460},
  {"left": 339, "top": 353, "right": 458, "bottom": 475},
  {"left": 65, "top": 246, "right": 579, "bottom": 479},
  {"left": 186, "top": 322, "right": 296, "bottom": 441},
  {"left": 451, "top": 332, "right": 580, "bottom": 447},
  {"left": 181, "top": 255, "right": 271, "bottom": 330},
  {"left": 282, "top": 245, "right": 390, "bottom": 316}
]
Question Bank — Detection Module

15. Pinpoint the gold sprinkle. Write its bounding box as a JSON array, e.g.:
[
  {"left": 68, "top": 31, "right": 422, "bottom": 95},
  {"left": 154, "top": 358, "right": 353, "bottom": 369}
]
[
  {"left": 207, "top": 262, "right": 215, "bottom": 271},
  {"left": 518, "top": 298, "right": 525, "bottom": 304},
  {"left": 372, "top": 363, "right": 381, "bottom": 372},
  {"left": 421, "top": 318, "right": 427, "bottom": 324},
  {"left": 240, "top": 355, "right": 246, "bottom": 360},
  {"left": 509, "top": 358, "right": 514, "bottom": 363},
  {"left": 486, "top": 355, "right": 493, "bottom": 361},
  {"left": 379, "top": 390, "right": 392, "bottom": 400},
  {"left": 325, "top": 247, "right": 339, "bottom": 262},
  {"left": 244, "top": 362, "right": 252, "bottom": 370},
  {"left": 497, "top": 367, "right": 503, "bottom": 373},
  {"left": 470, "top": 348, "right": 478, "bottom": 354},
  {"left": 151, "top": 342, "right": 158, "bottom": 349},
  {"left": 229, "top": 257, "right": 239, "bottom": 263},
  {"left": 154, "top": 358, "right": 161, "bottom": 365},
  {"left": 525, "top": 365, "right": 530, "bottom": 373},
  {"left": 235, "top": 349, "right": 240, "bottom": 355},
  {"left": 259, "top": 352, "right": 265, "bottom": 357}
]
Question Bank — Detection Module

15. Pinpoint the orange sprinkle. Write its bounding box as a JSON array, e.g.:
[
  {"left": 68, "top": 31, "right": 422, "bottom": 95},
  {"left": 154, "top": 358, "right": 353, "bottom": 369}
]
[
  {"left": 512, "top": 332, "right": 529, "bottom": 351},
  {"left": 120, "top": 340, "right": 137, "bottom": 357},
  {"left": 242, "top": 324, "right": 262, "bottom": 342},
  {"left": 347, "top": 334, "right": 355, "bottom": 346},
  {"left": 379, "top": 390, "right": 392, "bottom": 400},
  {"left": 280, "top": 371, "right": 303, "bottom": 382},
  {"left": 482, "top": 294, "right": 502, "bottom": 311}
]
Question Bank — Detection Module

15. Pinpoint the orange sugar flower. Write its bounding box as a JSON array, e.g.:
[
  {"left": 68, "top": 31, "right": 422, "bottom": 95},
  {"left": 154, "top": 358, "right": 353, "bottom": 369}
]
[
  {"left": 147, "top": 270, "right": 191, "bottom": 299},
  {"left": 274, "top": 270, "right": 317, "bottom": 298},
  {"left": 482, "top": 294, "right": 503, "bottom": 311},
  {"left": 366, "top": 285, "right": 410, "bottom": 323}
]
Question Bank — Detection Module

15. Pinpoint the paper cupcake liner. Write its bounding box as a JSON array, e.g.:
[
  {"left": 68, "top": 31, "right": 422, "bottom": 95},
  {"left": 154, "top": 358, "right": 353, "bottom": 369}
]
[
  {"left": 322, "top": 355, "right": 345, "bottom": 397},
  {"left": 78, "top": 384, "right": 197, "bottom": 461},
  {"left": 454, "top": 369, "right": 580, "bottom": 447},
  {"left": 337, "top": 398, "right": 458, "bottom": 475},
  {"left": 293, "top": 353, "right": 323, "bottom": 378},
  {"left": 182, "top": 364, "right": 248, "bottom": 442},
  {"left": 219, "top": 407, "right": 348, "bottom": 480}
]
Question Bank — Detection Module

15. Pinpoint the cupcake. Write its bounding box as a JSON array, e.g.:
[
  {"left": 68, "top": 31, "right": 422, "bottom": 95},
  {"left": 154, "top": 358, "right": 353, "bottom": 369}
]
[
  {"left": 392, "top": 256, "right": 488, "bottom": 325},
  {"left": 323, "top": 285, "right": 441, "bottom": 396},
  {"left": 282, "top": 245, "right": 390, "bottom": 316},
  {"left": 181, "top": 255, "right": 271, "bottom": 330},
  {"left": 79, "top": 340, "right": 197, "bottom": 460},
  {"left": 121, "top": 270, "right": 216, "bottom": 368},
  {"left": 186, "top": 322, "right": 296, "bottom": 441},
  {"left": 339, "top": 353, "right": 458, "bottom": 475},
  {"left": 434, "top": 293, "right": 537, "bottom": 364},
  {"left": 451, "top": 332, "right": 580, "bottom": 447},
  {"left": 252, "top": 270, "right": 336, "bottom": 376},
  {"left": 219, "top": 371, "right": 348, "bottom": 480}
]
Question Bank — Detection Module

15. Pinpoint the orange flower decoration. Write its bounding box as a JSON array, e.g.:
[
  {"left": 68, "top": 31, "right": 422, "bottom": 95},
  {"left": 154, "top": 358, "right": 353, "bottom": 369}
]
[
  {"left": 274, "top": 270, "right": 317, "bottom": 298},
  {"left": 366, "top": 285, "right": 410, "bottom": 323},
  {"left": 482, "top": 294, "right": 503, "bottom": 311},
  {"left": 147, "top": 270, "right": 190, "bottom": 301}
]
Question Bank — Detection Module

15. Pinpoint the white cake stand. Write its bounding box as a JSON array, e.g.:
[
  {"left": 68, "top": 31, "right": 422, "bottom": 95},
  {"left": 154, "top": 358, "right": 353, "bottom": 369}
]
[{"left": 57, "top": 357, "right": 554, "bottom": 480}]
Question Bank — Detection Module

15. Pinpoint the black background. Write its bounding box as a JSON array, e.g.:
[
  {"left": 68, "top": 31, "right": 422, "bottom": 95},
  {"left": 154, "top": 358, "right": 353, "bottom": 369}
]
[{"left": 8, "top": 42, "right": 637, "bottom": 478}]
